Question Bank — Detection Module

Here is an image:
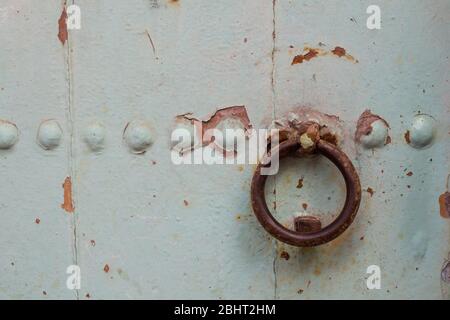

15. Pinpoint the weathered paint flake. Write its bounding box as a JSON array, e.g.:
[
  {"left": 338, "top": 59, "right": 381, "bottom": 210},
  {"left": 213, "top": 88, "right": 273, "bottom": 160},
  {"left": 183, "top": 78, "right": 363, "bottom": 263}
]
[
  {"left": 174, "top": 105, "right": 252, "bottom": 154},
  {"left": 61, "top": 176, "right": 74, "bottom": 213},
  {"left": 57, "top": 6, "right": 68, "bottom": 45}
]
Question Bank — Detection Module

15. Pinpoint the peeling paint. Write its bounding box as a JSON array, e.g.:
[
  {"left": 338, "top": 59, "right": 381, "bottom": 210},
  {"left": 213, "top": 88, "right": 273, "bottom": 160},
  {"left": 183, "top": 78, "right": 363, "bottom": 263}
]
[
  {"left": 174, "top": 105, "right": 252, "bottom": 155},
  {"left": 355, "top": 109, "right": 390, "bottom": 147},
  {"left": 57, "top": 5, "right": 68, "bottom": 45},
  {"left": 61, "top": 176, "right": 74, "bottom": 213}
]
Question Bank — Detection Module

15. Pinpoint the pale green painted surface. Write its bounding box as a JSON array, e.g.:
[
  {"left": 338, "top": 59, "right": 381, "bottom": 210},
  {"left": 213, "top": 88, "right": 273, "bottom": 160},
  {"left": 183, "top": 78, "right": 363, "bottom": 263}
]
[{"left": 0, "top": 0, "right": 448, "bottom": 299}]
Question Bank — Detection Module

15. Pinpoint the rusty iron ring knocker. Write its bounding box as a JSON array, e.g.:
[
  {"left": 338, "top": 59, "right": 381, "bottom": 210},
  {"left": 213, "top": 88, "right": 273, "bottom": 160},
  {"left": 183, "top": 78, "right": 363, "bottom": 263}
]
[{"left": 251, "top": 128, "right": 361, "bottom": 247}]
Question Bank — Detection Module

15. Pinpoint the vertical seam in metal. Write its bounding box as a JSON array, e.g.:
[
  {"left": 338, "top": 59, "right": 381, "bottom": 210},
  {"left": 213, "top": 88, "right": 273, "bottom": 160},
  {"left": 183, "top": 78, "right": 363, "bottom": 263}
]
[
  {"left": 271, "top": 0, "right": 278, "bottom": 300},
  {"left": 63, "top": 0, "right": 79, "bottom": 300}
]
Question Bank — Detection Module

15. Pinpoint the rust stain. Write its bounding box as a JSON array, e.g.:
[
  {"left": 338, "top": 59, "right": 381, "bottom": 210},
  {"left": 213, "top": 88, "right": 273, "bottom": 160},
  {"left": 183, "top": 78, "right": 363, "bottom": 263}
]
[
  {"left": 404, "top": 130, "right": 411, "bottom": 144},
  {"left": 35, "top": 218, "right": 40, "bottom": 224},
  {"left": 439, "top": 192, "right": 450, "bottom": 219},
  {"left": 302, "top": 203, "right": 308, "bottom": 210},
  {"left": 61, "top": 177, "right": 74, "bottom": 213},
  {"left": 103, "top": 264, "right": 110, "bottom": 273},
  {"left": 355, "top": 109, "right": 390, "bottom": 142},
  {"left": 320, "top": 131, "right": 338, "bottom": 146},
  {"left": 331, "top": 46, "right": 346, "bottom": 57},
  {"left": 90, "top": 240, "right": 96, "bottom": 247},
  {"left": 406, "top": 171, "right": 413, "bottom": 177},
  {"left": 280, "top": 251, "right": 290, "bottom": 260},
  {"left": 366, "top": 187, "right": 375, "bottom": 197},
  {"left": 57, "top": 5, "right": 68, "bottom": 45},
  {"left": 296, "top": 177, "right": 304, "bottom": 189},
  {"left": 167, "top": 0, "right": 180, "bottom": 6},
  {"left": 292, "top": 49, "right": 319, "bottom": 65},
  {"left": 291, "top": 46, "right": 358, "bottom": 65}
]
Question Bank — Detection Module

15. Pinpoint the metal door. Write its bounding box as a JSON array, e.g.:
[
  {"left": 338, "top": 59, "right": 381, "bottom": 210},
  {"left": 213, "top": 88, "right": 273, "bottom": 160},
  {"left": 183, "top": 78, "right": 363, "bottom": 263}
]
[{"left": 0, "top": 0, "right": 449, "bottom": 299}]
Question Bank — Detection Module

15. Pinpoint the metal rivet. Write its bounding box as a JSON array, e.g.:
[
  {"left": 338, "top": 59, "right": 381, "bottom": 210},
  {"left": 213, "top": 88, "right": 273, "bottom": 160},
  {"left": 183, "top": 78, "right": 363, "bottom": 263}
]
[
  {"left": 405, "top": 114, "right": 435, "bottom": 149},
  {"left": 360, "top": 119, "right": 389, "bottom": 148},
  {"left": 0, "top": 119, "right": 19, "bottom": 149},
  {"left": 37, "top": 119, "right": 63, "bottom": 150},
  {"left": 83, "top": 122, "right": 105, "bottom": 152},
  {"left": 123, "top": 120, "right": 153, "bottom": 154}
]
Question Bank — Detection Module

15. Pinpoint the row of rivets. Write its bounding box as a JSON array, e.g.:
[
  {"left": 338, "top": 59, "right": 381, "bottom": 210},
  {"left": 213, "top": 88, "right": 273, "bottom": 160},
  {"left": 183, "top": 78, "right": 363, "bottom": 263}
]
[
  {"left": 0, "top": 119, "right": 153, "bottom": 153},
  {"left": 359, "top": 113, "right": 436, "bottom": 149}
]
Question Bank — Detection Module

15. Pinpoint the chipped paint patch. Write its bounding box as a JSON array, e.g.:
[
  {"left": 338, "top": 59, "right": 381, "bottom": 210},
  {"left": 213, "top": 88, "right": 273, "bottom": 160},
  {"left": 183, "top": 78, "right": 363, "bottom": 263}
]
[
  {"left": 291, "top": 46, "right": 358, "bottom": 65},
  {"left": 57, "top": 5, "right": 68, "bottom": 45},
  {"left": 331, "top": 46, "right": 346, "bottom": 57},
  {"left": 61, "top": 176, "right": 74, "bottom": 213},
  {"left": 291, "top": 49, "right": 319, "bottom": 64},
  {"left": 174, "top": 106, "right": 252, "bottom": 155},
  {"left": 439, "top": 192, "right": 450, "bottom": 219}
]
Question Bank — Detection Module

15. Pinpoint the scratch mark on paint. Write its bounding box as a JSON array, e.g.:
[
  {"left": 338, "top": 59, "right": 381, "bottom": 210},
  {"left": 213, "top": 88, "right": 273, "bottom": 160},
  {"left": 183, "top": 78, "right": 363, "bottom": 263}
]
[
  {"left": 57, "top": 4, "right": 68, "bottom": 45},
  {"left": 61, "top": 176, "right": 74, "bottom": 213},
  {"left": 145, "top": 29, "right": 158, "bottom": 59}
]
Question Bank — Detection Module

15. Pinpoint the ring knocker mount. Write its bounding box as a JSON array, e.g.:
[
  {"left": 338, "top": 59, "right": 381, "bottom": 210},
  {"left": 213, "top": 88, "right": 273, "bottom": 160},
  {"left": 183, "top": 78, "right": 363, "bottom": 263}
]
[{"left": 251, "top": 118, "right": 361, "bottom": 247}]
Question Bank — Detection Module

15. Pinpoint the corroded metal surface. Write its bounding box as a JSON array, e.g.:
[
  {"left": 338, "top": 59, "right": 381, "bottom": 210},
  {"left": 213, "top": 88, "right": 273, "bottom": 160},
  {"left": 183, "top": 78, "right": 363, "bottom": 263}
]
[
  {"left": 0, "top": 0, "right": 448, "bottom": 300},
  {"left": 251, "top": 126, "right": 361, "bottom": 247}
]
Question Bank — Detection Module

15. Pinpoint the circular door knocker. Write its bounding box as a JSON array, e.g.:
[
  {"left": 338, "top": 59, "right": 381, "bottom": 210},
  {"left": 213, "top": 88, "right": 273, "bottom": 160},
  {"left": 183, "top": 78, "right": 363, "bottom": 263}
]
[{"left": 251, "top": 122, "right": 361, "bottom": 247}]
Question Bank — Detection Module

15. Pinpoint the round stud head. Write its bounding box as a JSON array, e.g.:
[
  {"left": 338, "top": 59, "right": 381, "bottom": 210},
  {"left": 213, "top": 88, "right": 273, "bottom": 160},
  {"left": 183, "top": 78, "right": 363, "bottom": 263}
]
[
  {"left": 405, "top": 114, "right": 435, "bottom": 149},
  {"left": 0, "top": 120, "right": 19, "bottom": 149},
  {"left": 360, "top": 119, "right": 389, "bottom": 149},
  {"left": 123, "top": 120, "right": 153, "bottom": 154},
  {"left": 84, "top": 122, "right": 105, "bottom": 152},
  {"left": 37, "top": 119, "right": 63, "bottom": 150}
]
